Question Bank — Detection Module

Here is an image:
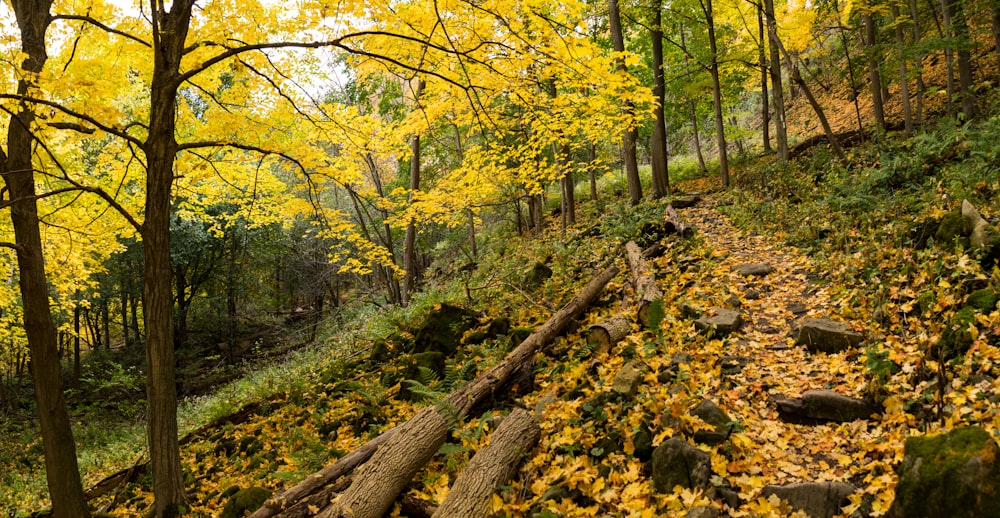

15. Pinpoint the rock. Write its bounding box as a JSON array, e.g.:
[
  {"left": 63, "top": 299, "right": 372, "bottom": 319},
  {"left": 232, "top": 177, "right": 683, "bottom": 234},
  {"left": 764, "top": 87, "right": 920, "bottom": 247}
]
[
  {"left": 962, "top": 199, "right": 994, "bottom": 249},
  {"left": 690, "top": 399, "right": 734, "bottom": 445},
  {"left": 523, "top": 262, "right": 553, "bottom": 290},
  {"left": 726, "top": 293, "right": 742, "bottom": 309},
  {"left": 679, "top": 301, "right": 702, "bottom": 318},
  {"left": 694, "top": 308, "right": 743, "bottom": 337},
  {"left": 907, "top": 217, "right": 941, "bottom": 250},
  {"left": 745, "top": 289, "right": 761, "bottom": 300},
  {"left": 796, "top": 318, "right": 863, "bottom": 353},
  {"left": 398, "top": 351, "right": 446, "bottom": 401},
  {"left": 935, "top": 210, "right": 971, "bottom": 248},
  {"left": 888, "top": 426, "right": 1000, "bottom": 518},
  {"left": 731, "top": 263, "right": 775, "bottom": 277},
  {"left": 787, "top": 302, "right": 809, "bottom": 315},
  {"left": 221, "top": 486, "right": 271, "bottom": 518},
  {"left": 412, "top": 304, "right": 479, "bottom": 355},
  {"left": 718, "top": 355, "right": 750, "bottom": 375},
  {"left": 761, "top": 482, "right": 855, "bottom": 518},
  {"left": 651, "top": 437, "right": 712, "bottom": 493},
  {"left": 967, "top": 288, "right": 999, "bottom": 312},
  {"left": 611, "top": 360, "right": 648, "bottom": 397},
  {"left": 672, "top": 195, "right": 701, "bottom": 209},
  {"left": 776, "top": 390, "right": 876, "bottom": 423},
  {"left": 940, "top": 306, "right": 977, "bottom": 359},
  {"left": 685, "top": 506, "right": 720, "bottom": 518}
]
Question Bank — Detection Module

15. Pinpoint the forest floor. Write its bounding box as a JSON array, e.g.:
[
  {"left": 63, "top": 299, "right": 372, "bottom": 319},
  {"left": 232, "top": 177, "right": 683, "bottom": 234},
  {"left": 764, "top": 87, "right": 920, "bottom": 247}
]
[{"left": 69, "top": 167, "right": 1000, "bottom": 517}]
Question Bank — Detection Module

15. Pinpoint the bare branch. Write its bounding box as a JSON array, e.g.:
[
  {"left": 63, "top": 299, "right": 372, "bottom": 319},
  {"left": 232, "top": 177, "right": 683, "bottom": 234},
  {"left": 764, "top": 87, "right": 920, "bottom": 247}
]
[
  {"left": 0, "top": 93, "right": 144, "bottom": 146},
  {"left": 52, "top": 14, "right": 152, "bottom": 47}
]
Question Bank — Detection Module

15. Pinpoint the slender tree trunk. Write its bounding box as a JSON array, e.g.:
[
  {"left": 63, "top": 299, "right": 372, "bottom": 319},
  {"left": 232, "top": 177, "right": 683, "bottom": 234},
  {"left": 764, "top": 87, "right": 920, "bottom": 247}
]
[
  {"left": 758, "top": 5, "right": 772, "bottom": 153},
  {"left": 402, "top": 79, "right": 424, "bottom": 307},
  {"left": 993, "top": 2, "right": 1000, "bottom": 83},
  {"left": 2, "top": 2, "right": 89, "bottom": 516},
  {"left": 609, "top": 0, "right": 643, "bottom": 204},
  {"left": 702, "top": 0, "right": 730, "bottom": 187},
  {"left": 144, "top": 2, "right": 196, "bottom": 516},
  {"left": 936, "top": 0, "right": 958, "bottom": 116},
  {"left": 764, "top": 0, "right": 789, "bottom": 161},
  {"left": 891, "top": 3, "right": 914, "bottom": 134},
  {"left": 467, "top": 208, "right": 478, "bottom": 259},
  {"left": 910, "top": 0, "right": 926, "bottom": 123},
  {"left": 561, "top": 144, "right": 576, "bottom": 226},
  {"left": 680, "top": 28, "right": 709, "bottom": 173},
  {"left": 949, "top": 0, "right": 977, "bottom": 120},
  {"left": 650, "top": 0, "right": 670, "bottom": 197},
  {"left": 864, "top": 13, "right": 887, "bottom": 131},
  {"left": 588, "top": 142, "right": 599, "bottom": 203}
]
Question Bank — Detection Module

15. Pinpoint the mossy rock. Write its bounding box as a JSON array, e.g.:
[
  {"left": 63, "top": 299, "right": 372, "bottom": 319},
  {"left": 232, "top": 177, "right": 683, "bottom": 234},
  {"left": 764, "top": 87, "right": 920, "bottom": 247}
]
[
  {"left": 523, "top": 262, "right": 553, "bottom": 291},
  {"left": 508, "top": 327, "right": 533, "bottom": 347},
  {"left": 220, "top": 486, "right": 271, "bottom": 518},
  {"left": 967, "top": 288, "right": 999, "bottom": 312},
  {"left": 369, "top": 338, "right": 391, "bottom": 364},
  {"left": 398, "top": 351, "right": 446, "bottom": 401},
  {"left": 935, "top": 211, "right": 971, "bottom": 248},
  {"left": 888, "top": 426, "right": 1000, "bottom": 518},
  {"left": 941, "top": 306, "right": 978, "bottom": 359},
  {"left": 411, "top": 304, "right": 479, "bottom": 356},
  {"left": 907, "top": 217, "right": 941, "bottom": 250}
]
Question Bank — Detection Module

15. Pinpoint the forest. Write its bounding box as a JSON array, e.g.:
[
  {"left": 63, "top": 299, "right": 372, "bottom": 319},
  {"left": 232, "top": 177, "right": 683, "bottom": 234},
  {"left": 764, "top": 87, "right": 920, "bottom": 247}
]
[{"left": 1, "top": 0, "right": 999, "bottom": 516}]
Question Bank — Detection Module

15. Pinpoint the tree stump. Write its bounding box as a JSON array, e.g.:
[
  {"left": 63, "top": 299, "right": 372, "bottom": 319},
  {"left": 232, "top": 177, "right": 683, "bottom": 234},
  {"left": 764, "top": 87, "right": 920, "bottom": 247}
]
[{"left": 587, "top": 316, "right": 630, "bottom": 356}]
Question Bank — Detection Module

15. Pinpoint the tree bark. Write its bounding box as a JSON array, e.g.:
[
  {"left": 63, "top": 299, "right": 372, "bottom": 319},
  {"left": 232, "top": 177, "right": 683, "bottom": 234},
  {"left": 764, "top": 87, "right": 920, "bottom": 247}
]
[
  {"left": 320, "top": 264, "right": 619, "bottom": 518},
  {"left": 432, "top": 408, "right": 540, "bottom": 518},
  {"left": 702, "top": 0, "right": 730, "bottom": 187},
  {"left": 679, "top": 28, "right": 709, "bottom": 173},
  {"left": 624, "top": 241, "right": 663, "bottom": 328},
  {"left": 587, "top": 315, "right": 631, "bottom": 356},
  {"left": 758, "top": 5, "right": 771, "bottom": 154},
  {"left": 891, "top": 3, "right": 914, "bottom": 135},
  {"left": 402, "top": 79, "right": 424, "bottom": 307},
  {"left": 763, "top": 0, "right": 789, "bottom": 161},
  {"left": 949, "top": 0, "right": 977, "bottom": 120},
  {"left": 910, "top": 0, "right": 926, "bottom": 123},
  {"left": 666, "top": 205, "right": 693, "bottom": 237},
  {"left": 2, "top": 2, "right": 89, "bottom": 516},
  {"left": 937, "top": 0, "right": 958, "bottom": 116},
  {"left": 864, "top": 13, "right": 887, "bottom": 131},
  {"left": 650, "top": 0, "right": 670, "bottom": 198},
  {"left": 609, "top": 0, "right": 643, "bottom": 204},
  {"left": 144, "top": 2, "right": 197, "bottom": 516},
  {"left": 587, "top": 142, "right": 599, "bottom": 203},
  {"left": 993, "top": 2, "right": 1000, "bottom": 84}
]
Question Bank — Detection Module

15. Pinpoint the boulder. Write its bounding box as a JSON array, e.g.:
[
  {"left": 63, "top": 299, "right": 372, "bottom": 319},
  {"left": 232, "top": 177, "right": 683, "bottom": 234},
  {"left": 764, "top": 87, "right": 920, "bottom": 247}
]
[
  {"left": 672, "top": 195, "right": 701, "bottom": 209},
  {"left": 761, "top": 482, "right": 854, "bottom": 518},
  {"left": 776, "top": 390, "right": 875, "bottom": 423},
  {"left": 412, "top": 304, "right": 479, "bottom": 355},
  {"left": 685, "top": 507, "right": 720, "bottom": 518},
  {"left": 690, "top": 399, "right": 734, "bottom": 446},
  {"left": 787, "top": 302, "right": 809, "bottom": 315},
  {"left": 888, "top": 426, "right": 1000, "bottom": 518},
  {"left": 523, "top": 262, "right": 553, "bottom": 290},
  {"left": 611, "top": 360, "right": 649, "bottom": 398},
  {"left": 731, "top": 263, "right": 775, "bottom": 277},
  {"left": 694, "top": 308, "right": 743, "bottom": 337},
  {"left": 221, "top": 486, "right": 271, "bottom": 518},
  {"left": 398, "top": 351, "right": 446, "bottom": 401},
  {"left": 796, "top": 318, "right": 863, "bottom": 353},
  {"left": 651, "top": 437, "right": 712, "bottom": 493}
]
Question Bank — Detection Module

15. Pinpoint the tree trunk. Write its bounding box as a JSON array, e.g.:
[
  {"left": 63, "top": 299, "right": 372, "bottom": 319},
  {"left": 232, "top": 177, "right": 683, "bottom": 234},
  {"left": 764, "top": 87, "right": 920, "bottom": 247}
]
[
  {"left": 144, "top": 2, "right": 196, "bottom": 516},
  {"left": 321, "top": 265, "right": 619, "bottom": 518},
  {"left": 993, "top": 2, "right": 1000, "bottom": 83},
  {"left": 864, "top": 13, "right": 887, "bottom": 131},
  {"left": 650, "top": 0, "right": 670, "bottom": 198},
  {"left": 936, "top": 0, "right": 958, "bottom": 116},
  {"left": 587, "top": 142, "right": 599, "bottom": 203},
  {"left": 891, "top": 3, "right": 914, "bottom": 134},
  {"left": 758, "top": 5, "right": 771, "bottom": 153},
  {"left": 2, "top": 1, "right": 89, "bottom": 516},
  {"left": 432, "top": 408, "right": 540, "bottom": 518},
  {"left": 680, "top": 28, "right": 709, "bottom": 173},
  {"left": 949, "top": 0, "right": 977, "bottom": 120},
  {"left": 624, "top": 241, "right": 663, "bottom": 328},
  {"left": 834, "top": 0, "right": 866, "bottom": 136},
  {"left": 587, "top": 315, "right": 630, "bottom": 356},
  {"left": 763, "top": 0, "right": 789, "bottom": 161},
  {"left": 402, "top": 79, "right": 424, "bottom": 307},
  {"left": 702, "top": 0, "right": 730, "bottom": 187},
  {"left": 910, "top": 0, "right": 926, "bottom": 123},
  {"left": 609, "top": 0, "right": 643, "bottom": 204}
]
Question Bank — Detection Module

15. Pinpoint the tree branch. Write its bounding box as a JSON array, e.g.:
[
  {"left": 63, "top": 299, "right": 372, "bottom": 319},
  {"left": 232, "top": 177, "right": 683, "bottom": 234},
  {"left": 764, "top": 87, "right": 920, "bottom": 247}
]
[{"left": 52, "top": 14, "right": 152, "bottom": 47}]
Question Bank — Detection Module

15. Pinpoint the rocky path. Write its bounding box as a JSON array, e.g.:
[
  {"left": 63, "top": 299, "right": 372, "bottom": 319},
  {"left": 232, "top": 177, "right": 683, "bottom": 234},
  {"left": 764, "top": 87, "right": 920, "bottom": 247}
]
[{"left": 654, "top": 195, "right": 884, "bottom": 517}]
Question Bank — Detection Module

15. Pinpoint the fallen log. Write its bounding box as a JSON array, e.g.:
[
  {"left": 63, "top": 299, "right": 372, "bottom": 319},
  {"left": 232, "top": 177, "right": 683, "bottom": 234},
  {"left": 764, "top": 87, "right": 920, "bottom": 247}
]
[
  {"left": 666, "top": 205, "right": 694, "bottom": 237},
  {"left": 432, "top": 408, "right": 540, "bottom": 518},
  {"left": 317, "top": 264, "right": 620, "bottom": 518},
  {"left": 625, "top": 241, "right": 663, "bottom": 328},
  {"left": 587, "top": 315, "right": 630, "bottom": 356}
]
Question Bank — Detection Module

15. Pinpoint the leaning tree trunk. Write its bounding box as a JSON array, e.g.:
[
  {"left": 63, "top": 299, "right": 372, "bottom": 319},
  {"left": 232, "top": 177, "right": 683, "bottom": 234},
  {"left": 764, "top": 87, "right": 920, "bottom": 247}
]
[
  {"left": 431, "top": 408, "right": 540, "bottom": 518},
  {"left": 320, "top": 264, "right": 619, "bottom": 518},
  {"left": 2, "top": 2, "right": 89, "bottom": 515},
  {"left": 609, "top": 0, "right": 643, "bottom": 204}
]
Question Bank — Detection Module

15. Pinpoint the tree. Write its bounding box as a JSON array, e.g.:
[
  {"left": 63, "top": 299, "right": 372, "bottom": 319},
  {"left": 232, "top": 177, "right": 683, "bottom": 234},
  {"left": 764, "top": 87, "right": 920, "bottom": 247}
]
[
  {"left": 863, "top": 10, "right": 887, "bottom": 131},
  {"left": 650, "top": 0, "right": 671, "bottom": 197},
  {"left": 609, "top": 0, "right": 644, "bottom": 204},
  {"left": 890, "top": 2, "right": 914, "bottom": 134},
  {"left": 763, "top": 0, "right": 789, "bottom": 161},
  {"left": 0, "top": 0, "right": 90, "bottom": 515},
  {"left": 402, "top": 78, "right": 424, "bottom": 307},
  {"left": 700, "top": 0, "right": 731, "bottom": 187}
]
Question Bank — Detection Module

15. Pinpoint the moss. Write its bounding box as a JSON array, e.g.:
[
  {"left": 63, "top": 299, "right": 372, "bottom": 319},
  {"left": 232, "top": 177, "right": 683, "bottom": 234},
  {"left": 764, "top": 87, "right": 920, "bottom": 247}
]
[
  {"left": 889, "top": 426, "right": 1000, "bottom": 518},
  {"left": 935, "top": 211, "right": 971, "bottom": 247},
  {"left": 967, "top": 288, "right": 999, "bottom": 312},
  {"left": 917, "top": 291, "right": 936, "bottom": 315},
  {"left": 220, "top": 486, "right": 271, "bottom": 518},
  {"left": 523, "top": 262, "right": 553, "bottom": 290},
  {"left": 941, "top": 306, "right": 978, "bottom": 359}
]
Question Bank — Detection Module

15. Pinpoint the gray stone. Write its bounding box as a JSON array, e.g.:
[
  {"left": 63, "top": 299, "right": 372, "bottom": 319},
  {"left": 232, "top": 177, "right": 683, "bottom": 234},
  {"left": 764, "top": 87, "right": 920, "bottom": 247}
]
[
  {"left": 523, "top": 262, "right": 552, "bottom": 290},
  {"left": 652, "top": 437, "right": 712, "bottom": 493},
  {"left": 745, "top": 289, "right": 761, "bottom": 300},
  {"left": 732, "top": 263, "right": 775, "bottom": 277},
  {"left": 787, "top": 302, "right": 809, "bottom": 315},
  {"left": 611, "top": 360, "right": 648, "bottom": 397},
  {"left": 719, "top": 355, "right": 750, "bottom": 375},
  {"left": 685, "top": 506, "right": 720, "bottom": 518},
  {"left": 761, "top": 482, "right": 855, "bottom": 518},
  {"left": 796, "top": 318, "right": 863, "bottom": 353},
  {"left": 694, "top": 308, "right": 743, "bottom": 337},
  {"left": 672, "top": 195, "right": 701, "bottom": 209},
  {"left": 887, "top": 426, "right": 1000, "bottom": 518},
  {"left": 690, "top": 399, "right": 734, "bottom": 445},
  {"left": 776, "top": 390, "right": 876, "bottom": 422}
]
